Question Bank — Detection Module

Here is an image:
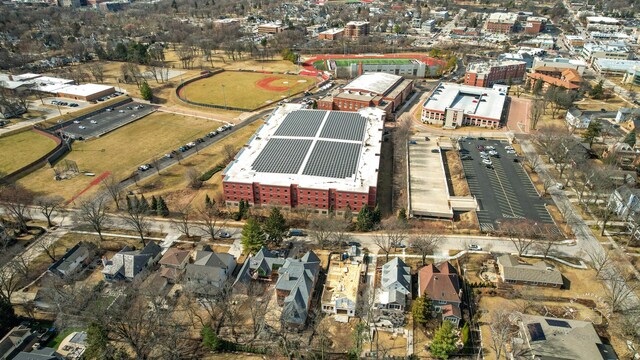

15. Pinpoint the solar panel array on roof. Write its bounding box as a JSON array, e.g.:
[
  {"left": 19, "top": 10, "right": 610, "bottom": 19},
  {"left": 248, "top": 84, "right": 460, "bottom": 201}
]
[
  {"left": 545, "top": 319, "right": 571, "bottom": 328},
  {"left": 527, "top": 323, "right": 546, "bottom": 342},
  {"left": 273, "top": 110, "right": 326, "bottom": 137},
  {"left": 251, "top": 138, "right": 312, "bottom": 174},
  {"left": 303, "top": 141, "right": 362, "bottom": 178},
  {"left": 319, "top": 112, "right": 367, "bottom": 141}
]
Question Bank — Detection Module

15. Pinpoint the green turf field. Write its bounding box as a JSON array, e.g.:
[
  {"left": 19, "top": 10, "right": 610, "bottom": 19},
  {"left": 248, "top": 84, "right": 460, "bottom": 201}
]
[
  {"left": 332, "top": 58, "right": 413, "bottom": 67},
  {"left": 180, "top": 71, "right": 314, "bottom": 110}
]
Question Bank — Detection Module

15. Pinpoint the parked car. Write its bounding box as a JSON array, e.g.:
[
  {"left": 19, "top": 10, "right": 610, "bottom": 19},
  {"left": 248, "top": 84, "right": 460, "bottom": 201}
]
[
  {"left": 164, "top": 153, "right": 173, "bottom": 159},
  {"left": 289, "top": 229, "right": 306, "bottom": 237},
  {"left": 138, "top": 164, "right": 152, "bottom": 171},
  {"left": 90, "top": 120, "right": 97, "bottom": 124},
  {"left": 478, "top": 137, "right": 487, "bottom": 140},
  {"left": 73, "top": 120, "right": 80, "bottom": 124},
  {"left": 482, "top": 159, "right": 492, "bottom": 165},
  {"left": 468, "top": 244, "right": 482, "bottom": 251},
  {"left": 219, "top": 232, "right": 232, "bottom": 238},
  {"left": 78, "top": 125, "right": 86, "bottom": 129},
  {"left": 506, "top": 150, "right": 516, "bottom": 154}
]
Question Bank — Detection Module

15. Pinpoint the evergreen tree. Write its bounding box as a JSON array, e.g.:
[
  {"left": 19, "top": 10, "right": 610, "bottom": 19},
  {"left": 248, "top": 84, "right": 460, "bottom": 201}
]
[
  {"left": 263, "top": 207, "right": 289, "bottom": 247},
  {"left": 241, "top": 217, "right": 265, "bottom": 254},
  {"left": 356, "top": 206, "right": 374, "bottom": 232},
  {"left": 171, "top": 0, "right": 178, "bottom": 11},
  {"left": 372, "top": 205, "right": 382, "bottom": 225},
  {"left": 590, "top": 80, "right": 605, "bottom": 99},
  {"left": 461, "top": 322, "right": 470, "bottom": 348},
  {"left": 343, "top": 204, "right": 353, "bottom": 222},
  {"left": 158, "top": 196, "right": 169, "bottom": 217},
  {"left": 411, "top": 296, "right": 431, "bottom": 326},
  {"left": 205, "top": 194, "right": 214, "bottom": 209},
  {"left": 235, "top": 199, "right": 245, "bottom": 221},
  {"left": 582, "top": 120, "right": 602, "bottom": 146},
  {"left": 533, "top": 79, "right": 544, "bottom": 95},
  {"left": 140, "top": 82, "right": 153, "bottom": 101},
  {"left": 151, "top": 196, "right": 158, "bottom": 215},
  {"left": 126, "top": 196, "right": 132, "bottom": 211},
  {"left": 0, "top": 297, "right": 17, "bottom": 335},
  {"left": 201, "top": 325, "right": 222, "bottom": 351},
  {"left": 85, "top": 322, "right": 110, "bottom": 360},
  {"left": 624, "top": 129, "right": 636, "bottom": 147},
  {"left": 429, "top": 321, "right": 458, "bottom": 359},
  {"left": 397, "top": 208, "right": 408, "bottom": 223},
  {"left": 139, "top": 194, "right": 149, "bottom": 213}
]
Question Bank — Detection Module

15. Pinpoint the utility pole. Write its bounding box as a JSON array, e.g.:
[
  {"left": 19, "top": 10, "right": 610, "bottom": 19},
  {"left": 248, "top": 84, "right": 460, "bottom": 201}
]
[{"left": 221, "top": 84, "right": 227, "bottom": 110}]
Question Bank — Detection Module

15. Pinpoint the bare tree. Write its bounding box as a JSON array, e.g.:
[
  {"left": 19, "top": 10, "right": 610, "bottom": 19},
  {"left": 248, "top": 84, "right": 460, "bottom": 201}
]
[
  {"left": 75, "top": 197, "right": 111, "bottom": 242},
  {"left": 87, "top": 62, "right": 105, "bottom": 83},
  {"left": 0, "top": 259, "right": 25, "bottom": 302},
  {"left": 603, "top": 271, "right": 639, "bottom": 313},
  {"left": 196, "top": 205, "right": 226, "bottom": 240},
  {"left": 525, "top": 153, "right": 541, "bottom": 173},
  {"left": 488, "top": 309, "right": 517, "bottom": 360},
  {"left": 185, "top": 168, "right": 203, "bottom": 189},
  {"left": 409, "top": 232, "right": 442, "bottom": 265},
  {"left": 374, "top": 220, "right": 408, "bottom": 262},
  {"left": 0, "top": 184, "right": 33, "bottom": 234},
  {"left": 223, "top": 144, "right": 237, "bottom": 162},
  {"left": 34, "top": 195, "right": 64, "bottom": 228},
  {"left": 101, "top": 176, "right": 124, "bottom": 211},
  {"left": 584, "top": 245, "right": 613, "bottom": 279},
  {"left": 309, "top": 217, "right": 335, "bottom": 249},
  {"left": 121, "top": 204, "right": 151, "bottom": 246},
  {"left": 534, "top": 226, "right": 564, "bottom": 259},
  {"left": 172, "top": 206, "right": 193, "bottom": 239},
  {"left": 151, "top": 157, "right": 162, "bottom": 175},
  {"left": 499, "top": 220, "right": 537, "bottom": 256},
  {"left": 529, "top": 99, "right": 545, "bottom": 130}
]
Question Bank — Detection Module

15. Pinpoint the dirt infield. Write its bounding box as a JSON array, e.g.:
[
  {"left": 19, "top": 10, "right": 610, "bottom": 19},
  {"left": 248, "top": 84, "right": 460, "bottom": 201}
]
[{"left": 255, "top": 77, "right": 291, "bottom": 92}]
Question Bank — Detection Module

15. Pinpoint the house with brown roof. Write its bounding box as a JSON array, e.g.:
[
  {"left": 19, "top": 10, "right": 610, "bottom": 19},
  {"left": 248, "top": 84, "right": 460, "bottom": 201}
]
[
  {"left": 158, "top": 248, "right": 191, "bottom": 283},
  {"left": 497, "top": 255, "right": 563, "bottom": 288},
  {"left": 527, "top": 67, "right": 582, "bottom": 91},
  {"left": 418, "top": 262, "right": 462, "bottom": 326}
]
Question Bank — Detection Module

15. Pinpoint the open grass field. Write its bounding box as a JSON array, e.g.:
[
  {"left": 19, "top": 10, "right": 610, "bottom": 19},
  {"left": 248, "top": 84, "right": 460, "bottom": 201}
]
[
  {"left": 0, "top": 130, "right": 58, "bottom": 174},
  {"left": 18, "top": 112, "right": 222, "bottom": 202},
  {"left": 179, "top": 71, "right": 315, "bottom": 109}
]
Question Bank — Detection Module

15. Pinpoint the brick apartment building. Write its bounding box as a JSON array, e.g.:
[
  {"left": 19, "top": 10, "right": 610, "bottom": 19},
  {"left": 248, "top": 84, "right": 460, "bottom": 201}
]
[
  {"left": 344, "top": 21, "right": 369, "bottom": 38},
  {"left": 464, "top": 60, "right": 527, "bottom": 87},
  {"left": 524, "top": 16, "right": 546, "bottom": 34},
  {"left": 318, "top": 28, "right": 344, "bottom": 40},
  {"left": 223, "top": 105, "right": 386, "bottom": 214},
  {"left": 317, "top": 72, "right": 414, "bottom": 119},
  {"left": 485, "top": 12, "right": 518, "bottom": 34},
  {"left": 258, "top": 23, "right": 285, "bottom": 34}
]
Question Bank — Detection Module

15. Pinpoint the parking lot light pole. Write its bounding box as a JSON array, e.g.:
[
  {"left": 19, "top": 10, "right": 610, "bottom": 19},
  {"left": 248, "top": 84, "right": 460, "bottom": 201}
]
[{"left": 221, "top": 84, "right": 227, "bottom": 110}]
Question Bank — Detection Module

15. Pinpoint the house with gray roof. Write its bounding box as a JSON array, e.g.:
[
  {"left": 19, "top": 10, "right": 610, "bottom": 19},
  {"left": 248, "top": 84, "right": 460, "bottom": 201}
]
[
  {"left": 12, "top": 347, "right": 62, "bottom": 360},
  {"left": 608, "top": 185, "right": 640, "bottom": 219},
  {"left": 497, "top": 255, "right": 563, "bottom": 288},
  {"left": 0, "top": 325, "right": 34, "bottom": 360},
  {"left": 234, "top": 247, "right": 285, "bottom": 286},
  {"left": 376, "top": 257, "right": 411, "bottom": 311},
  {"left": 275, "top": 251, "right": 320, "bottom": 329},
  {"left": 48, "top": 242, "right": 94, "bottom": 278},
  {"left": 185, "top": 246, "right": 236, "bottom": 294},
  {"left": 517, "top": 314, "right": 618, "bottom": 359},
  {"left": 101, "top": 242, "right": 162, "bottom": 281}
]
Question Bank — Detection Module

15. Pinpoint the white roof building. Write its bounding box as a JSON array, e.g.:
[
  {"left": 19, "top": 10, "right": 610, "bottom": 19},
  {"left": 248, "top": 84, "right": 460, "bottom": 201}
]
[{"left": 342, "top": 72, "right": 404, "bottom": 96}]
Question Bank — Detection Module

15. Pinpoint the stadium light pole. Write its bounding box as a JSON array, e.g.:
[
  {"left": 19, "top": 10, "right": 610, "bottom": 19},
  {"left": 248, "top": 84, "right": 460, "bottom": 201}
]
[{"left": 221, "top": 84, "right": 227, "bottom": 110}]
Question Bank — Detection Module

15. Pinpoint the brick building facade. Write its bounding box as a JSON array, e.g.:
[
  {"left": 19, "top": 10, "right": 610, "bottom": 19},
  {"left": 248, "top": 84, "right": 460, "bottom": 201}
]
[
  {"left": 464, "top": 60, "right": 526, "bottom": 87},
  {"left": 344, "top": 21, "right": 369, "bottom": 38}
]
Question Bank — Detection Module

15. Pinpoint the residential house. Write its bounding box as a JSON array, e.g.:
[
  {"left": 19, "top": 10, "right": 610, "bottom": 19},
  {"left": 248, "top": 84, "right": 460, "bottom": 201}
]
[
  {"left": 234, "top": 247, "right": 285, "bottom": 285},
  {"left": 276, "top": 251, "right": 321, "bottom": 328},
  {"left": 608, "top": 185, "right": 640, "bottom": 219},
  {"left": 158, "top": 248, "right": 191, "bottom": 283},
  {"left": 48, "top": 242, "right": 93, "bottom": 278},
  {"left": 615, "top": 107, "right": 640, "bottom": 123},
  {"left": 497, "top": 255, "right": 563, "bottom": 288},
  {"left": 527, "top": 67, "right": 582, "bottom": 91},
  {"left": 603, "top": 142, "right": 637, "bottom": 168},
  {"left": 185, "top": 246, "right": 236, "bottom": 294},
  {"left": 376, "top": 257, "right": 411, "bottom": 311},
  {"left": 0, "top": 325, "right": 34, "bottom": 360},
  {"left": 565, "top": 108, "right": 592, "bottom": 129},
  {"left": 608, "top": 170, "right": 638, "bottom": 187},
  {"left": 321, "top": 255, "right": 363, "bottom": 319},
  {"left": 13, "top": 347, "right": 62, "bottom": 360},
  {"left": 101, "top": 242, "right": 162, "bottom": 281},
  {"left": 418, "top": 262, "right": 462, "bottom": 326},
  {"left": 516, "top": 314, "right": 618, "bottom": 359}
]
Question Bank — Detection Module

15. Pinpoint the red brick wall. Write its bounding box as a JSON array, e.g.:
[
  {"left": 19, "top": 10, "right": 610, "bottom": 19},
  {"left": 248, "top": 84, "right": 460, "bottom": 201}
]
[
  {"left": 525, "top": 21, "right": 544, "bottom": 34},
  {"left": 486, "top": 22, "right": 513, "bottom": 33}
]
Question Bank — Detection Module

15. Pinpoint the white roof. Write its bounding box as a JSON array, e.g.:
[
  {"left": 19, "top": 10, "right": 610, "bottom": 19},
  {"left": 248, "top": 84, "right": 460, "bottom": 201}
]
[
  {"left": 343, "top": 72, "right": 402, "bottom": 96},
  {"left": 346, "top": 21, "right": 369, "bottom": 26},
  {"left": 586, "top": 16, "right": 620, "bottom": 24},
  {"left": 488, "top": 12, "right": 518, "bottom": 24},
  {"left": 0, "top": 73, "right": 73, "bottom": 92},
  {"left": 595, "top": 59, "right": 640, "bottom": 72},
  {"left": 320, "top": 28, "right": 344, "bottom": 35},
  {"left": 57, "top": 84, "right": 114, "bottom": 96},
  {"left": 423, "top": 82, "right": 507, "bottom": 121},
  {"left": 466, "top": 60, "right": 526, "bottom": 75},
  {"left": 223, "top": 104, "right": 385, "bottom": 193},
  {"left": 583, "top": 42, "right": 629, "bottom": 53}
]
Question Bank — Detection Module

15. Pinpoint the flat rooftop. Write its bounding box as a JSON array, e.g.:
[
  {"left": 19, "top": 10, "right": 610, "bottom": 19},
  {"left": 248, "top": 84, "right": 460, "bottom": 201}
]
[
  {"left": 408, "top": 137, "right": 451, "bottom": 218},
  {"left": 58, "top": 84, "right": 114, "bottom": 96},
  {"left": 343, "top": 72, "right": 403, "bottom": 96},
  {"left": 320, "top": 28, "right": 344, "bottom": 35},
  {"left": 467, "top": 60, "right": 526, "bottom": 74},
  {"left": 586, "top": 16, "right": 620, "bottom": 24},
  {"left": 223, "top": 104, "right": 385, "bottom": 192},
  {"left": 488, "top": 12, "right": 518, "bottom": 24},
  {"left": 423, "top": 82, "right": 507, "bottom": 121}
]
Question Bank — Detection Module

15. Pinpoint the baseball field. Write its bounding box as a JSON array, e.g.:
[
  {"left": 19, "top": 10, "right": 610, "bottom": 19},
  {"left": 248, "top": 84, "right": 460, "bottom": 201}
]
[{"left": 0, "top": 130, "right": 58, "bottom": 175}]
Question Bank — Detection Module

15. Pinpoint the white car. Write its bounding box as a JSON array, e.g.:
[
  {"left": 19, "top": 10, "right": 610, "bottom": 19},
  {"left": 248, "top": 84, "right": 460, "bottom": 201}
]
[
  {"left": 90, "top": 120, "right": 97, "bottom": 124},
  {"left": 485, "top": 146, "right": 495, "bottom": 150},
  {"left": 73, "top": 120, "right": 80, "bottom": 124},
  {"left": 479, "top": 151, "right": 488, "bottom": 157},
  {"left": 78, "top": 125, "right": 86, "bottom": 129},
  {"left": 488, "top": 150, "right": 498, "bottom": 156},
  {"left": 506, "top": 150, "right": 516, "bottom": 154},
  {"left": 119, "top": 110, "right": 125, "bottom": 113},
  {"left": 504, "top": 145, "right": 514, "bottom": 150},
  {"left": 482, "top": 159, "right": 492, "bottom": 165},
  {"left": 468, "top": 244, "right": 482, "bottom": 251}
]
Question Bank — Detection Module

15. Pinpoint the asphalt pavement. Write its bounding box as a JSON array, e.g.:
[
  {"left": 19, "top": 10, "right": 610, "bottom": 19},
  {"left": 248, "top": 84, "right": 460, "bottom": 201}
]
[{"left": 61, "top": 102, "right": 158, "bottom": 140}]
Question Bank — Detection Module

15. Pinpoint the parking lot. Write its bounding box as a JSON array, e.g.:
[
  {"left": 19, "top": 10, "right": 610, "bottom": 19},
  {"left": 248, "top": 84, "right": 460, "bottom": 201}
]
[
  {"left": 459, "top": 138, "right": 556, "bottom": 233},
  {"left": 60, "top": 102, "right": 158, "bottom": 140}
]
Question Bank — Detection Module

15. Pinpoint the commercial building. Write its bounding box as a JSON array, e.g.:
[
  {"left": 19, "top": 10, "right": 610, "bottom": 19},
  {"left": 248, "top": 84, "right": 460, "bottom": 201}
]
[
  {"left": 318, "top": 72, "right": 414, "bottom": 118},
  {"left": 516, "top": 315, "right": 618, "bottom": 359},
  {"left": 527, "top": 67, "right": 582, "bottom": 90},
  {"left": 344, "top": 21, "right": 369, "bottom": 38},
  {"left": 522, "top": 34, "right": 555, "bottom": 50},
  {"left": 623, "top": 65, "right": 640, "bottom": 86},
  {"left": 586, "top": 16, "right": 622, "bottom": 32},
  {"left": 594, "top": 59, "right": 640, "bottom": 75},
  {"left": 318, "top": 28, "right": 344, "bottom": 40},
  {"left": 524, "top": 16, "right": 546, "bottom": 34},
  {"left": 321, "top": 255, "right": 363, "bottom": 319},
  {"left": 258, "top": 23, "right": 285, "bottom": 34},
  {"left": 421, "top": 82, "right": 507, "bottom": 129},
  {"left": 563, "top": 35, "right": 586, "bottom": 51},
  {"left": 222, "top": 105, "right": 385, "bottom": 214},
  {"left": 485, "top": 12, "right": 519, "bottom": 34},
  {"left": 213, "top": 18, "right": 240, "bottom": 29},
  {"left": 531, "top": 57, "right": 588, "bottom": 75},
  {"left": 0, "top": 73, "right": 73, "bottom": 93},
  {"left": 581, "top": 43, "right": 631, "bottom": 65},
  {"left": 56, "top": 84, "right": 115, "bottom": 101},
  {"left": 464, "top": 60, "right": 527, "bottom": 87}
]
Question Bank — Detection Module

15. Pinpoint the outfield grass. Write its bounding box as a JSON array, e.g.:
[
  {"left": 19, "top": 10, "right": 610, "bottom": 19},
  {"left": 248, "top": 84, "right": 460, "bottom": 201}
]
[
  {"left": 180, "top": 71, "right": 314, "bottom": 109},
  {"left": 332, "top": 58, "right": 412, "bottom": 67},
  {"left": 313, "top": 60, "right": 327, "bottom": 71},
  {"left": 0, "top": 130, "right": 58, "bottom": 174},
  {"left": 18, "top": 112, "right": 222, "bottom": 201}
]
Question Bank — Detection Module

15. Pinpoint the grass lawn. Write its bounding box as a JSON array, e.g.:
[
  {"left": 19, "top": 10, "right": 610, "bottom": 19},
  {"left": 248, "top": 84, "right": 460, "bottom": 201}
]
[
  {"left": 333, "top": 58, "right": 413, "bottom": 67},
  {"left": 18, "top": 112, "right": 222, "bottom": 202},
  {"left": 0, "top": 130, "right": 58, "bottom": 174},
  {"left": 313, "top": 60, "right": 327, "bottom": 70},
  {"left": 131, "top": 120, "right": 263, "bottom": 210},
  {"left": 47, "top": 327, "right": 83, "bottom": 350},
  {"left": 180, "top": 72, "right": 315, "bottom": 109}
]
